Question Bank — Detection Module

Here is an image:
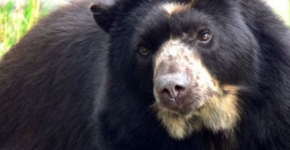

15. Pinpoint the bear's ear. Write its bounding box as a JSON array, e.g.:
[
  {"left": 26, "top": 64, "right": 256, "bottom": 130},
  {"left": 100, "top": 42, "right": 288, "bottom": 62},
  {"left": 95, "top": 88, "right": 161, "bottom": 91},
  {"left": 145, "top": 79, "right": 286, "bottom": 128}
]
[{"left": 90, "top": 2, "right": 116, "bottom": 33}]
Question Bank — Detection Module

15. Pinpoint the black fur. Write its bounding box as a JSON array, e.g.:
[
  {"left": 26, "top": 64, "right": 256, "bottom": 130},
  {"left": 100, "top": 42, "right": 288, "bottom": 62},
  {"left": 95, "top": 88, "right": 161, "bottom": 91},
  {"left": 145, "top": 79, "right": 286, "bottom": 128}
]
[
  {"left": 0, "top": 1, "right": 107, "bottom": 149},
  {"left": 1, "top": 0, "right": 290, "bottom": 150}
]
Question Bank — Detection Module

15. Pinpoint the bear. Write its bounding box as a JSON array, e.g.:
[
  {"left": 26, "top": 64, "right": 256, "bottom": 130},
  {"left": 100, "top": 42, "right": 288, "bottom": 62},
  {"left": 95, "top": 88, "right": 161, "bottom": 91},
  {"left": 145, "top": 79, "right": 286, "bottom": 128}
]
[{"left": 1, "top": 0, "right": 290, "bottom": 149}]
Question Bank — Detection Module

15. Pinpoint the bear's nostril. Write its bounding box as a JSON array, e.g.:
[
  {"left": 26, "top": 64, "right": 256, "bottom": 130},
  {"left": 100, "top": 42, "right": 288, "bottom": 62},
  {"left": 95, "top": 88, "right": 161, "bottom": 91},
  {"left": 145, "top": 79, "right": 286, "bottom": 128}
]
[
  {"left": 175, "top": 85, "right": 185, "bottom": 92},
  {"left": 161, "top": 88, "right": 171, "bottom": 97}
]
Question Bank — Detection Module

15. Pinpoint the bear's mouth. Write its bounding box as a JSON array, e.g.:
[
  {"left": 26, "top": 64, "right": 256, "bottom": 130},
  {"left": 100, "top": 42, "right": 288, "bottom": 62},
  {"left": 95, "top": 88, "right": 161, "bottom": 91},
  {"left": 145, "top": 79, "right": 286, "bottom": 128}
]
[
  {"left": 154, "top": 85, "right": 215, "bottom": 116},
  {"left": 156, "top": 100, "right": 197, "bottom": 116}
]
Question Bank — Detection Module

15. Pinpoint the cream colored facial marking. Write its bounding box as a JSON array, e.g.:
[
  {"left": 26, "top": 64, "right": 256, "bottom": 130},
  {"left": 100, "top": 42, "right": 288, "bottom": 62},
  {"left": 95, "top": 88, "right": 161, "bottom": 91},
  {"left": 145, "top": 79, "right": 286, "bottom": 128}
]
[
  {"left": 160, "top": 3, "right": 190, "bottom": 16},
  {"left": 198, "top": 85, "right": 241, "bottom": 132},
  {"left": 154, "top": 40, "right": 216, "bottom": 97},
  {"left": 160, "top": 0, "right": 196, "bottom": 15},
  {"left": 152, "top": 39, "right": 241, "bottom": 140}
]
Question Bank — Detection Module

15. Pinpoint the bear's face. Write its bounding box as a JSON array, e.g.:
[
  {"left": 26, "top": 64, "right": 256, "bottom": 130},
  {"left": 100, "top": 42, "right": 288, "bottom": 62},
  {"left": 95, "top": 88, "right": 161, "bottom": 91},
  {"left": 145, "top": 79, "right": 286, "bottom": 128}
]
[{"left": 91, "top": 0, "right": 258, "bottom": 140}]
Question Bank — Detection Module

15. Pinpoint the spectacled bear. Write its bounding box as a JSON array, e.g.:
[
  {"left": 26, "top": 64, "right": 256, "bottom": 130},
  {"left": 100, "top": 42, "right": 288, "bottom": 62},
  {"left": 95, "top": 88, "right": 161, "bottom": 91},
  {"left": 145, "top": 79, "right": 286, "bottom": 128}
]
[{"left": 0, "top": 0, "right": 290, "bottom": 149}]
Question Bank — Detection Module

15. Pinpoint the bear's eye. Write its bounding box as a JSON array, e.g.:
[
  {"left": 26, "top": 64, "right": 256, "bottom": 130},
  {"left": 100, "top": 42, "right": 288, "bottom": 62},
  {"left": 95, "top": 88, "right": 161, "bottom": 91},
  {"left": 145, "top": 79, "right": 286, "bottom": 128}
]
[
  {"left": 139, "top": 47, "right": 150, "bottom": 55},
  {"left": 198, "top": 31, "right": 212, "bottom": 43}
]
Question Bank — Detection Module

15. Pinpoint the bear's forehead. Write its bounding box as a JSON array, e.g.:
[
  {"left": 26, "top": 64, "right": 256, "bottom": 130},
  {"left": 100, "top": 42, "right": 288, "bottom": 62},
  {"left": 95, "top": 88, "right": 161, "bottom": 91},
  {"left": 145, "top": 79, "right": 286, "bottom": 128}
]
[
  {"left": 156, "top": 1, "right": 208, "bottom": 28},
  {"left": 136, "top": 1, "right": 208, "bottom": 38}
]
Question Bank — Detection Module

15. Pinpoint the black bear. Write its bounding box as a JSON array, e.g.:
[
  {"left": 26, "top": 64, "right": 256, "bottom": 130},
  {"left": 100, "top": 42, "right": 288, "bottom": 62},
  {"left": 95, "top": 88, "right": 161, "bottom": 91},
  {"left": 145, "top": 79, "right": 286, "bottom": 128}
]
[{"left": 1, "top": 0, "right": 290, "bottom": 149}]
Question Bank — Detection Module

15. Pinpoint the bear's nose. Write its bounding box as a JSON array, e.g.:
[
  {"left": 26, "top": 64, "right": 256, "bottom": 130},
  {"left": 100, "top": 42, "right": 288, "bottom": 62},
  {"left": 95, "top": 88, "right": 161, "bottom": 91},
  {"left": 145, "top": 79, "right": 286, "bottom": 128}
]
[{"left": 155, "top": 73, "right": 190, "bottom": 101}]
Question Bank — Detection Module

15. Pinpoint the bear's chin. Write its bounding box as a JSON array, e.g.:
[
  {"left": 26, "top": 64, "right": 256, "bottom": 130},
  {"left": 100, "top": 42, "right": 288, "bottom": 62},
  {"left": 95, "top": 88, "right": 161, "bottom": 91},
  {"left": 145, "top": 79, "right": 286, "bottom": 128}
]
[{"left": 152, "top": 85, "right": 241, "bottom": 140}]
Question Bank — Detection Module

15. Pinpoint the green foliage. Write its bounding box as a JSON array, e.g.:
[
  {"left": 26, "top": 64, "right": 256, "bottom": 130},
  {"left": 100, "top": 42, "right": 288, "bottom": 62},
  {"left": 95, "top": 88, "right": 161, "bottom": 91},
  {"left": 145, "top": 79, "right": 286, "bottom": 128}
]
[{"left": 0, "top": 0, "right": 49, "bottom": 57}]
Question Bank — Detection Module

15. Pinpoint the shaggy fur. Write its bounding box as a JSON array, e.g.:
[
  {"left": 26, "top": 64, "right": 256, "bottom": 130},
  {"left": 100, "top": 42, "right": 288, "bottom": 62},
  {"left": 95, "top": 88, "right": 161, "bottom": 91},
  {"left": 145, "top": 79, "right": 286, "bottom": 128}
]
[{"left": 0, "top": 0, "right": 290, "bottom": 150}]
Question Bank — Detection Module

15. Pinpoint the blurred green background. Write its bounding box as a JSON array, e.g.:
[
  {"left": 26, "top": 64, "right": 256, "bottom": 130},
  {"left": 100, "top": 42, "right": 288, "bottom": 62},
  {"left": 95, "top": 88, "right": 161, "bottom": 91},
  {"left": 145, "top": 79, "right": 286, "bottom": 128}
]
[{"left": 0, "top": 0, "right": 290, "bottom": 57}]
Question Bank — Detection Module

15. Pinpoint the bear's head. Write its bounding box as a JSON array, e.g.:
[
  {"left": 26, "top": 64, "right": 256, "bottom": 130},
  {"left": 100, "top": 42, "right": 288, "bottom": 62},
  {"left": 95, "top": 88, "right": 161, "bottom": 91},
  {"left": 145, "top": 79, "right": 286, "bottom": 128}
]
[{"left": 90, "top": 0, "right": 259, "bottom": 140}]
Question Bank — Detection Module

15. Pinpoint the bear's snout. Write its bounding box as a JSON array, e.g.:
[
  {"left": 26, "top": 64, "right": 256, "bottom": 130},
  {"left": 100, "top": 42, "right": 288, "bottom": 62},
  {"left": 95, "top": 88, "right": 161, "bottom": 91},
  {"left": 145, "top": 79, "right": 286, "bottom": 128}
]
[{"left": 154, "top": 73, "right": 190, "bottom": 110}]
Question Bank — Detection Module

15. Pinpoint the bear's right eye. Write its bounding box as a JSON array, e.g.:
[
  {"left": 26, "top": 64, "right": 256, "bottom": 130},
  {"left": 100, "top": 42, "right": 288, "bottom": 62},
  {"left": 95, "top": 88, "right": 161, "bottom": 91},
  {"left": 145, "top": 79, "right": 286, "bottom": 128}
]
[{"left": 139, "top": 47, "right": 150, "bottom": 56}]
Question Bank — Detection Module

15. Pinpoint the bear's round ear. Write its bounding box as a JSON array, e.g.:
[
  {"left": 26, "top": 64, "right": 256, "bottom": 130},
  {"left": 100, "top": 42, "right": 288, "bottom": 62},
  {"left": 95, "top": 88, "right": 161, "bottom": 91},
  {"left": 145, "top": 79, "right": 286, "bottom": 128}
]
[{"left": 90, "top": 3, "right": 115, "bottom": 33}]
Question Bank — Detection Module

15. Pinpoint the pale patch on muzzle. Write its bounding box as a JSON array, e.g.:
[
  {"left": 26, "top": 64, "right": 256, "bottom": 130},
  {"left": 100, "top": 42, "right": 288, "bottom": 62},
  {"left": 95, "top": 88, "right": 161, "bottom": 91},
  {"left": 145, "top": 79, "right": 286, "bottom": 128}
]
[{"left": 151, "top": 39, "right": 241, "bottom": 140}]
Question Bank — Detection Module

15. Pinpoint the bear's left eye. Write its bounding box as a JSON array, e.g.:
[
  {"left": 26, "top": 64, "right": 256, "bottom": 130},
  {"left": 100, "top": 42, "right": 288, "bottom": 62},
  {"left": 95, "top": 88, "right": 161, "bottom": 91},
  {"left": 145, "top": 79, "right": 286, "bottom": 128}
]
[
  {"left": 198, "top": 30, "right": 212, "bottom": 43},
  {"left": 139, "top": 47, "right": 150, "bottom": 55}
]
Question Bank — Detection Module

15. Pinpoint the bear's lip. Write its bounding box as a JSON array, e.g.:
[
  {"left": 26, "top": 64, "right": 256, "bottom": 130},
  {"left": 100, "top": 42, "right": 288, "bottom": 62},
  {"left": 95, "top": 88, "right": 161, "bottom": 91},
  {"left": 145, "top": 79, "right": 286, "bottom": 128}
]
[{"left": 156, "top": 99, "right": 202, "bottom": 116}]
